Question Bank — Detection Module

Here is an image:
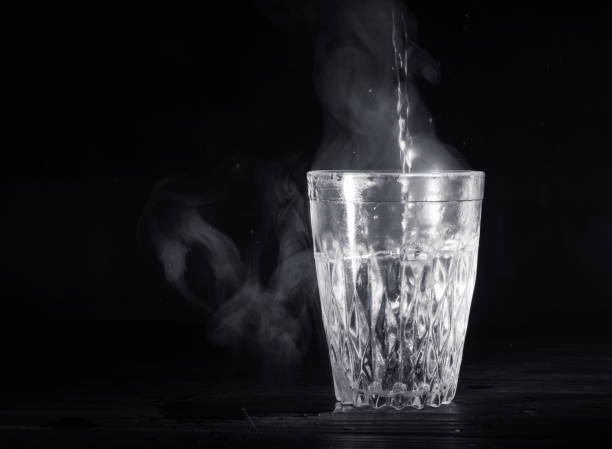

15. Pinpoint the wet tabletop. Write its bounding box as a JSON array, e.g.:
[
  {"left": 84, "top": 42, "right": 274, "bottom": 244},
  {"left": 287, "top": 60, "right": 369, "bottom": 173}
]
[{"left": 1, "top": 323, "right": 611, "bottom": 448}]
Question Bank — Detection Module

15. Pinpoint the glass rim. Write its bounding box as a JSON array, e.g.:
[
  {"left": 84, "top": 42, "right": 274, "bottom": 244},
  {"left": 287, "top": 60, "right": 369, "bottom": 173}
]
[
  {"left": 307, "top": 169, "right": 484, "bottom": 179},
  {"left": 307, "top": 169, "right": 485, "bottom": 202}
]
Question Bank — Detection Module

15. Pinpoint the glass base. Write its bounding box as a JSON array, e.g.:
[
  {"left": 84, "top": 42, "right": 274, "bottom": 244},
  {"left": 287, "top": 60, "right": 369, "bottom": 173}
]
[{"left": 333, "top": 388, "right": 455, "bottom": 412}]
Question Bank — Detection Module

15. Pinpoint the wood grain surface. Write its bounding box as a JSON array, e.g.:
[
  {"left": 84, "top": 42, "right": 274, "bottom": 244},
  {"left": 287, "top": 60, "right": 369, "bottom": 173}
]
[{"left": 1, "top": 325, "right": 610, "bottom": 448}]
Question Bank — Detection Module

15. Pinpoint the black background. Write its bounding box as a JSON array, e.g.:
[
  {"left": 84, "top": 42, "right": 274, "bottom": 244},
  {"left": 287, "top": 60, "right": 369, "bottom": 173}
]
[
  {"left": 5, "top": 2, "right": 612, "bottom": 331},
  {"left": 3, "top": 0, "right": 612, "bottom": 421}
]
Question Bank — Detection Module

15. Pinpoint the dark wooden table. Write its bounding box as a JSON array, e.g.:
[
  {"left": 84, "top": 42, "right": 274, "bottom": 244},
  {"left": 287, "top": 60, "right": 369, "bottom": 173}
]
[{"left": 1, "top": 324, "right": 611, "bottom": 448}]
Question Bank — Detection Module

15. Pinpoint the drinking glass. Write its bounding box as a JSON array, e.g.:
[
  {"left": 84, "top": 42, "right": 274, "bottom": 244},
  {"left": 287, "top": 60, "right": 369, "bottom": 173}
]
[{"left": 308, "top": 170, "right": 485, "bottom": 409}]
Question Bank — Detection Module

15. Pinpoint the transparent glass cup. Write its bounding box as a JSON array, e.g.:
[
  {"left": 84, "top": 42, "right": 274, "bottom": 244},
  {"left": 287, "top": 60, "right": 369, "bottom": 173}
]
[{"left": 308, "top": 170, "right": 485, "bottom": 410}]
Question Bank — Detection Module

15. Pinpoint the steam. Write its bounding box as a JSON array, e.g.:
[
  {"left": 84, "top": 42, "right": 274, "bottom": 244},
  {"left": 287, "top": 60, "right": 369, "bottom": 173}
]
[
  {"left": 141, "top": 0, "right": 469, "bottom": 368},
  {"left": 313, "top": 0, "right": 467, "bottom": 172},
  {"left": 140, "top": 166, "right": 321, "bottom": 367},
  {"left": 140, "top": 173, "right": 245, "bottom": 312},
  {"left": 208, "top": 166, "right": 319, "bottom": 366}
]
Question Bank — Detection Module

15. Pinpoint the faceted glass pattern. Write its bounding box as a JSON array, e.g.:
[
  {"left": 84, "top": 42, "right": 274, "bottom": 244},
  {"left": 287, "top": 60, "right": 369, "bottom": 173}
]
[{"left": 308, "top": 171, "right": 484, "bottom": 410}]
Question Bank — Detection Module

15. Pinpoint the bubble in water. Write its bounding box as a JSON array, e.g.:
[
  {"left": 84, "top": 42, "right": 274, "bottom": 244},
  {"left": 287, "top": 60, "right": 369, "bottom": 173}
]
[{"left": 400, "top": 241, "right": 431, "bottom": 261}]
